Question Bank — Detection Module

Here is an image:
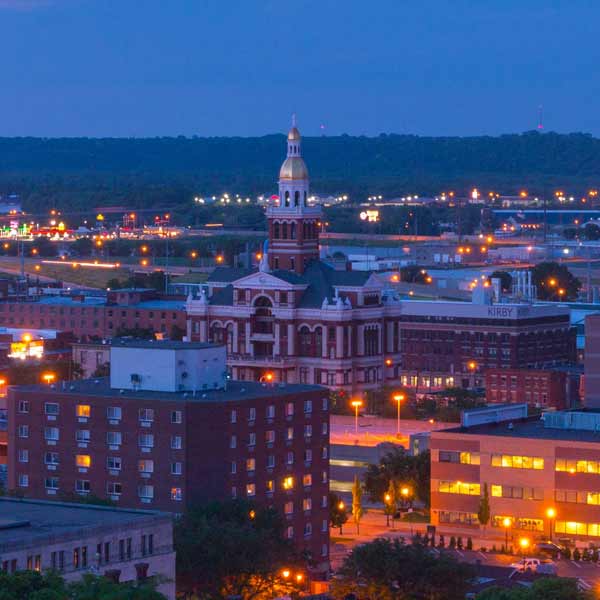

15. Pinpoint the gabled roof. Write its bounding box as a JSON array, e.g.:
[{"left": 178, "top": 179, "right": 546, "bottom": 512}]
[
  {"left": 210, "top": 284, "right": 234, "bottom": 306},
  {"left": 207, "top": 267, "right": 255, "bottom": 283}
]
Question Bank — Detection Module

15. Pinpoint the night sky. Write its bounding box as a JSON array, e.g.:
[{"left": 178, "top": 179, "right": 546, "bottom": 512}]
[{"left": 1, "top": 0, "right": 599, "bottom": 137}]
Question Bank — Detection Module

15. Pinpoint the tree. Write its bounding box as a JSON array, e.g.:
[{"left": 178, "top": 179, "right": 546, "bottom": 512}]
[
  {"left": 384, "top": 479, "right": 397, "bottom": 526},
  {"left": 477, "top": 576, "right": 591, "bottom": 600},
  {"left": 584, "top": 223, "right": 600, "bottom": 240},
  {"left": 0, "top": 571, "right": 167, "bottom": 600},
  {"left": 328, "top": 492, "right": 348, "bottom": 534},
  {"left": 331, "top": 537, "right": 474, "bottom": 600},
  {"left": 175, "top": 500, "right": 303, "bottom": 600},
  {"left": 478, "top": 482, "right": 490, "bottom": 533},
  {"left": 363, "top": 448, "right": 431, "bottom": 507},
  {"left": 400, "top": 265, "right": 429, "bottom": 284},
  {"left": 532, "top": 261, "right": 581, "bottom": 301},
  {"left": 488, "top": 271, "right": 513, "bottom": 293},
  {"left": 352, "top": 475, "right": 363, "bottom": 534}
]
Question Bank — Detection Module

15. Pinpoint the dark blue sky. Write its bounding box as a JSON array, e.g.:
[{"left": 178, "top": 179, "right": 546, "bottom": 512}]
[{"left": 1, "top": 0, "right": 599, "bottom": 137}]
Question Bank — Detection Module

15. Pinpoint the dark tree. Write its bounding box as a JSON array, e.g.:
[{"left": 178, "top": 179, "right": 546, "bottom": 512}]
[
  {"left": 532, "top": 261, "right": 581, "bottom": 301},
  {"left": 488, "top": 271, "right": 513, "bottom": 293},
  {"left": 328, "top": 492, "right": 348, "bottom": 534}
]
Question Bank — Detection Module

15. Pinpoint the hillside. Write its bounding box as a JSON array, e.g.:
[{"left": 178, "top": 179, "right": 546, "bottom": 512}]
[{"left": 0, "top": 130, "right": 599, "bottom": 211}]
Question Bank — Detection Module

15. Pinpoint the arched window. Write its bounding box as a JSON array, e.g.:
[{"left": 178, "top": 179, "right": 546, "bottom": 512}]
[
  {"left": 253, "top": 296, "right": 274, "bottom": 335},
  {"left": 294, "top": 191, "right": 299, "bottom": 206},
  {"left": 282, "top": 222, "right": 288, "bottom": 239},
  {"left": 226, "top": 323, "right": 234, "bottom": 354},
  {"left": 285, "top": 191, "right": 290, "bottom": 207},
  {"left": 290, "top": 223, "right": 296, "bottom": 239},
  {"left": 303, "top": 222, "right": 307, "bottom": 238},
  {"left": 273, "top": 222, "right": 280, "bottom": 239},
  {"left": 315, "top": 326, "right": 323, "bottom": 357},
  {"left": 304, "top": 191, "right": 307, "bottom": 206},
  {"left": 210, "top": 323, "right": 224, "bottom": 345},
  {"left": 299, "top": 326, "right": 312, "bottom": 356}
]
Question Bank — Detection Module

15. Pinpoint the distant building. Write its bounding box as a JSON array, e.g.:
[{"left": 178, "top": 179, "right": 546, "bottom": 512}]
[
  {"left": 7, "top": 340, "right": 330, "bottom": 570},
  {"left": 584, "top": 314, "right": 600, "bottom": 408},
  {"left": 72, "top": 341, "right": 111, "bottom": 378},
  {"left": 0, "top": 497, "right": 175, "bottom": 599},
  {"left": 484, "top": 367, "right": 581, "bottom": 410}
]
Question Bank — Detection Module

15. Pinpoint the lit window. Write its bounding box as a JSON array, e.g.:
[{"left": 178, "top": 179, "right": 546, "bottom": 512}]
[
  {"left": 285, "top": 402, "right": 294, "bottom": 417},
  {"left": 246, "top": 458, "right": 256, "bottom": 472},
  {"left": 76, "top": 455, "right": 91, "bottom": 468},
  {"left": 266, "top": 480, "right": 274, "bottom": 492},
  {"left": 76, "top": 405, "right": 90, "bottom": 418},
  {"left": 138, "top": 460, "right": 154, "bottom": 474},
  {"left": 283, "top": 476, "right": 294, "bottom": 490},
  {"left": 171, "top": 487, "right": 182, "bottom": 501},
  {"left": 246, "top": 483, "right": 256, "bottom": 497},
  {"left": 286, "top": 427, "right": 294, "bottom": 441},
  {"left": 302, "top": 474, "right": 312, "bottom": 487},
  {"left": 266, "top": 430, "right": 275, "bottom": 444},
  {"left": 284, "top": 501, "right": 294, "bottom": 515},
  {"left": 303, "top": 498, "right": 312, "bottom": 511}
]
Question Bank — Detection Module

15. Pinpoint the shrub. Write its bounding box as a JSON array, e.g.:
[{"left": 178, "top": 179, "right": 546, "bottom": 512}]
[
  {"left": 438, "top": 534, "right": 445, "bottom": 548},
  {"left": 449, "top": 536, "right": 456, "bottom": 549},
  {"left": 573, "top": 548, "right": 581, "bottom": 561},
  {"left": 466, "top": 537, "right": 473, "bottom": 550}
]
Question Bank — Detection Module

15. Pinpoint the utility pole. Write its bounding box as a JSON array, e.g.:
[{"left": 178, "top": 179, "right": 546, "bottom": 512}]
[{"left": 164, "top": 224, "right": 169, "bottom": 294}]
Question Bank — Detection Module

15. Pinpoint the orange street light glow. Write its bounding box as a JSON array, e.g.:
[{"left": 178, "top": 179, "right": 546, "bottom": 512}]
[
  {"left": 385, "top": 358, "right": 393, "bottom": 367},
  {"left": 42, "top": 373, "right": 55, "bottom": 385}
]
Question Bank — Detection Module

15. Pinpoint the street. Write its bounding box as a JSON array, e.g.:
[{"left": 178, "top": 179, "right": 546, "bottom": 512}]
[{"left": 330, "top": 510, "right": 600, "bottom": 592}]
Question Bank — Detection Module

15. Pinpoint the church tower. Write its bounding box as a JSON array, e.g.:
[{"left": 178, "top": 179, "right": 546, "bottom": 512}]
[{"left": 267, "top": 117, "right": 322, "bottom": 274}]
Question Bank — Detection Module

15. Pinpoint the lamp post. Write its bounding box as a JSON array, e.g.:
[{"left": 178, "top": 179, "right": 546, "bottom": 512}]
[
  {"left": 400, "top": 486, "right": 410, "bottom": 508},
  {"left": 546, "top": 507, "right": 556, "bottom": 542},
  {"left": 502, "top": 517, "right": 512, "bottom": 553},
  {"left": 351, "top": 399, "right": 362, "bottom": 434},
  {"left": 519, "top": 537, "right": 530, "bottom": 557},
  {"left": 393, "top": 393, "right": 405, "bottom": 437},
  {"left": 384, "top": 493, "right": 391, "bottom": 526},
  {"left": 467, "top": 361, "right": 477, "bottom": 389}
]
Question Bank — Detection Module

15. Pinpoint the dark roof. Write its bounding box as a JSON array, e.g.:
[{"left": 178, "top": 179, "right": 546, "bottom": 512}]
[
  {"left": 438, "top": 415, "right": 600, "bottom": 443},
  {"left": 110, "top": 288, "right": 155, "bottom": 293},
  {"left": 207, "top": 267, "right": 255, "bottom": 283},
  {"left": 111, "top": 339, "right": 218, "bottom": 350},
  {"left": 12, "top": 378, "right": 325, "bottom": 404},
  {"left": 210, "top": 284, "right": 234, "bottom": 306},
  {"left": 0, "top": 497, "right": 169, "bottom": 552}
]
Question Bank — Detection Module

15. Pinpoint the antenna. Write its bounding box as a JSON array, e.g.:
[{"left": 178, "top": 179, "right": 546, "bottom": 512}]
[{"left": 537, "top": 105, "right": 544, "bottom": 130}]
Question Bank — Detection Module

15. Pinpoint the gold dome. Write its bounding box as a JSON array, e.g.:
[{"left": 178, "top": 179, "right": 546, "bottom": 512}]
[
  {"left": 279, "top": 156, "right": 308, "bottom": 180},
  {"left": 288, "top": 126, "right": 301, "bottom": 141}
]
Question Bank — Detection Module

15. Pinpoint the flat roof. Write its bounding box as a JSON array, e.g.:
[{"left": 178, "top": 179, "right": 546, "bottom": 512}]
[
  {"left": 12, "top": 377, "right": 324, "bottom": 403},
  {"left": 110, "top": 339, "right": 218, "bottom": 351},
  {"left": 438, "top": 416, "right": 600, "bottom": 443},
  {"left": 0, "top": 497, "right": 170, "bottom": 552}
]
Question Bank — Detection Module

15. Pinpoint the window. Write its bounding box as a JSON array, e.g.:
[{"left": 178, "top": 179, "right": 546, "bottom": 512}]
[
  {"left": 439, "top": 511, "right": 479, "bottom": 525},
  {"left": 45, "top": 402, "right": 59, "bottom": 415},
  {"left": 171, "top": 487, "right": 182, "bottom": 501},
  {"left": 248, "top": 407, "right": 256, "bottom": 421},
  {"left": 438, "top": 481, "right": 480, "bottom": 495},
  {"left": 107, "top": 482, "right": 122, "bottom": 496},
  {"left": 171, "top": 461, "right": 182, "bottom": 475},
  {"left": 75, "top": 480, "right": 90, "bottom": 494},
  {"left": 18, "top": 474, "right": 28, "bottom": 487},
  {"left": 491, "top": 454, "right": 544, "bottom": 470},
  {"left": 18, "top": 400, "right": 29, "bottom": 413},
  {"left": 285, "top": 402, "right": 294, "bottom": 417},
  {"left": 75, "top": 430, "right": 90, "bottom": 443},
  {"left": 45, "top": 452, "right": 59, "bottom": 465},
  {"left": 76, "top": 455, "right": 91, "bottom": 468},
  {"left": 18, "top": 449, "right": 28, "bottom": 463},
  {"left": 304, "top": 449, "right": 313, "bottom": 462},
  {"left": 266, "top": 405, "right": 275, "bottom": 419},
  {"left": 76, "top": 404, "right": 90, "bottom": 418},
  {"left": 45, "top": 477, "right": 59, "bottom": 490},
  {"left": 107, "top": 456, "right": 121, "bottom": 471},
  {"left": 284, "top": 501, "right": 294, "bottom": 515},
  {"left": 303, "top": 474, "right": 312, "bottom": 487},
  {"left": 265, "top": 430, "right": 275, "bottom": 444},
  {"left": 304, "top": 522, "right": 312, "bottom": 537},
  {"left": 304, "top": 424, "right": 312, "bottom": 438},
  {"left": 303, "top": 498, "right": 312, "bottom": 511},
  {"left": 139, "top": 408, "right": 154, "bottom": 423},
  {"left": 287, "top": 451, "right": 294, "bottom": 465},
  {"left": 283, "top": 476, "right": 294, "bottom": 490},
  {"left": 304, "top": 400, "right": 312, "bottom": 413},
  {"left": 231, "top": 409, "right": 237, "bottom": 423},
  {"left": 139, "top": 434, "right": 154, "bottom": 448},
  {"left": 171, "top": 410, "right": 182, "bottom": 424},
  {"left": 138, "top": 460, "right": 154, "bottom": 474},
  {"left": 266, "top": 479, "right": 274, "bottom": 492},
  {"left": 246, "top": 458, "right": 256, "bottom": 472},
  {"left": 248, "top": 432, "right": 256, "bottom": 446},
  {"left": 322, "top": 397, "right": 328, "bottom": 411},
  {"left": 18, "top": 425, "right": 28, "bottom": 438},
  {"left": 439, "top": 450, "right": 481, "bottom": 465},
  {"left": 138, "top": 485, "right": 154, "bottom": 500},
  {"left": 230, "top": 435, "right": 237, "bottom": 448},
  {"left": 107, "top": 431, "right": 122, "bottom": 446},
  {"left": 286, "top": 427, "right": 294, "bottom": 441},
  {"left": 322, "top": 422, "right": 328, "bottom": 435},
  {"left": 45, "top": 427, "right": 59, "bottom": 441},
  {"left": 171, "top": 435, "right": 183, "bottom": 449},
  {"left": 246, "top": 483, "right": 256, "bottom": 497},
  {"left": 107, "top": 406, "right": 122, "bottom": 420}
]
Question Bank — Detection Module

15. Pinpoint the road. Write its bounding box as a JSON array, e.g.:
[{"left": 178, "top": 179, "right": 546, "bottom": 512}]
[{"left": 330, "top": 510, "right": 600, "bottom": 591}]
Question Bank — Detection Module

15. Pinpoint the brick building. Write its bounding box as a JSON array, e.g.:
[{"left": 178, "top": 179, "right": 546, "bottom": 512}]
[
  {"left": 0, "top": 497, "right": 175, "bottom": 599},
  {"left": 430, "top": 404, "right": 600, "bottom": 545},
  {"left": 7, "top": 341, "right": 330, "bottom": 570},
  {"left": 484, "top": 367, "right": 580, "bottom": 410}
]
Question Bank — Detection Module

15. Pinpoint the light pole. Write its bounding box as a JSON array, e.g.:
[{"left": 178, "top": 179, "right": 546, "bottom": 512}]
[
  {"left": 393, "top": 393, "right": 405, "bottom": 437},
  {"left": 351, "top": 399, "right": 363, "bottom": 435},
  {"left": 467, "top": 361, "right": 477, "bottom": 389},
  {"left": 546, "top": 507, "right": 556, "bottom": 542},
  {"left": 502, "top": 517, "right": 512, "bottom": 553},
  {"left": 519, "top": 537, "right": 530, "bottom": 557}
]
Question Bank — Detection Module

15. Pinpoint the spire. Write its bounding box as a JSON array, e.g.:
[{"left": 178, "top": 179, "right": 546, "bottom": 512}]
[{"left": 291, "top": 113, "right": 297, "bottom": 127}]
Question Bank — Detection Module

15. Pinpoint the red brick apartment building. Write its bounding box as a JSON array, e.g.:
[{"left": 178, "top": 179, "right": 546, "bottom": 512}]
[
  {"left": 431, "top": 404, "right": 600, "bottom": 545},
  {"left": 484, "top": 368, "right": 580, "bottom": 410},
  {"left": 7, "top": 341, "right": 330, "bottom": 570}
]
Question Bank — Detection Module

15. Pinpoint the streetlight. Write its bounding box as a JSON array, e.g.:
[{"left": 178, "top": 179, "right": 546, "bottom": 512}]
[
  {"left": 519, "top": 537, "right": 530, "bottom": 556},
  {"left": 400, "top": 486, "right": 410, "bottom": 508},
  {"left": 384, "top": 493, "right": 392, "bottom": 526},
  {"left": 546, "top": 507, "right": 556, "bottom": 542},
  {"left": 502, "top": 517, "right": 512, "bottom": 552},
  {"left": 393, "top": 393, "right": 405, "bottom": 437},
  {"left": 42, "top": 372, "right": 55, "bottom": 385},
  {"left": 351, "top": 399, "right": 363, "bottom": 434},
  {"left": 260, "top": 372, "right": 274, "bottom": 384}
]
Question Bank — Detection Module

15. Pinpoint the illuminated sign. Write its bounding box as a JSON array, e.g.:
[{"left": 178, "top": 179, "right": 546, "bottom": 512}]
[
  {"left": 359, "top": 210, "right": 379, "bottom": 222},
  {"left": 8, "top": 339, "right": 44, "bottom": 361}
]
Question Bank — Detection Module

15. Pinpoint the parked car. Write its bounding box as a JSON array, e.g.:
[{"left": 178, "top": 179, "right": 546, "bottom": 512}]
[
  {"left": 534, "top": 541, "right": 565, "bottom": 559},
  {"left": 510, "top": 558, "right": 555, "bottom": 573}
]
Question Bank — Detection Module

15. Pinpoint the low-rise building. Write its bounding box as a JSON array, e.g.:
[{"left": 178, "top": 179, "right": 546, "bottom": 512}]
[
  {"left": 7, "top": 340, "right": 330, "bottom": 570},
  {"left": 0, "top": 497, "right": 175, "bottom": 599},
  {"left": 431, "top": 404, "right": 600, "bottom": 546}
]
